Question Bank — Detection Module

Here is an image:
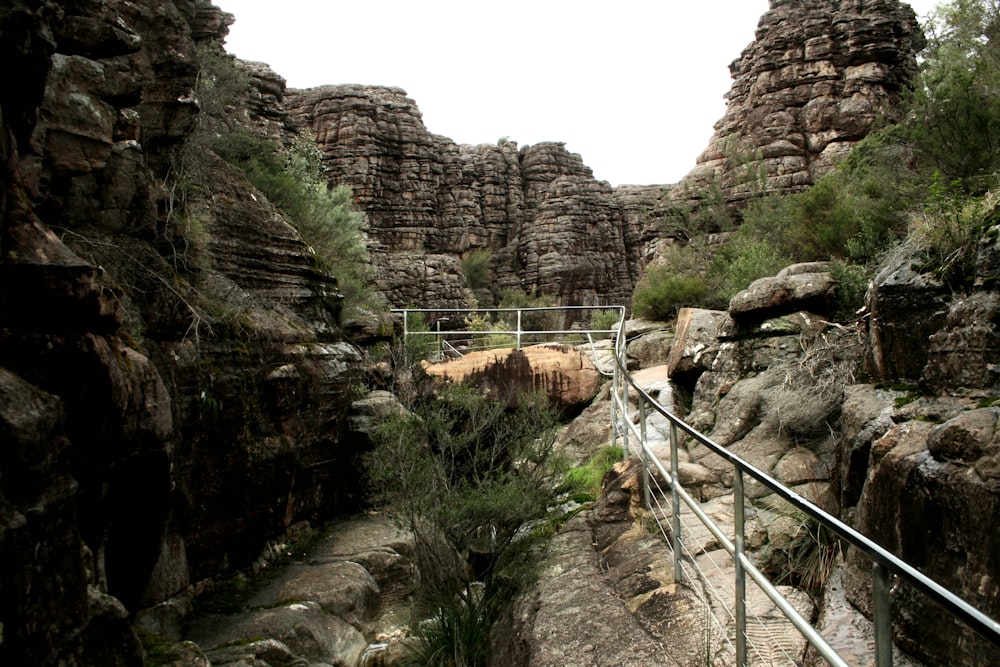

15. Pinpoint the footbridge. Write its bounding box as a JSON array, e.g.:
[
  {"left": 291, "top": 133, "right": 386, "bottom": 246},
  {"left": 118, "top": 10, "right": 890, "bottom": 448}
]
[{"left": 396, "top": 305, "right": 1000, "bottom": 666}]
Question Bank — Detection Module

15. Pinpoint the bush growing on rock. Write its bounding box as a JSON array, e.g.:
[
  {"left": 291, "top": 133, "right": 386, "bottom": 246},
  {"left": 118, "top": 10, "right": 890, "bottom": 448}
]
[
  {"left": 365, "top": 385, "right": 562, "bottom": 664},
  {"left": 632, "top": 264, "right": 722, "bottom": 320},
  {"left": 365, "top": 385, "right": 560, "bottom": 595}
]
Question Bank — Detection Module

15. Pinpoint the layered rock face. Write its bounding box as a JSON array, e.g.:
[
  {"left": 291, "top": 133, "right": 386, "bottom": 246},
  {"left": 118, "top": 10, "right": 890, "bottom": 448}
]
[
  {"left": 0, "top": 1, "right": 373, "bottom": 663},
  {"left": 271, "top": 1, "right": 925, "bottom": 309},
  {"left": 283, "top": 85, "right": 642, "bottom": 310},
  {"left": 681, "top": 0, "right": 924, "bottom": 208}
]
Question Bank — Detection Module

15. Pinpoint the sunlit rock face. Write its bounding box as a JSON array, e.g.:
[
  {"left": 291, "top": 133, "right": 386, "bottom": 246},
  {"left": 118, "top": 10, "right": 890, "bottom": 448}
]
[{"left": 284, "top": 84, "right": 643, "bottom": 309}]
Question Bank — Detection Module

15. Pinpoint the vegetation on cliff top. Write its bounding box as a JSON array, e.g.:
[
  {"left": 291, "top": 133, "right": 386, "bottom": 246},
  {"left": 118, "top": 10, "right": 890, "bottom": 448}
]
[{"left": 634, "top": 0, "right": 1000, "bottom": 321}]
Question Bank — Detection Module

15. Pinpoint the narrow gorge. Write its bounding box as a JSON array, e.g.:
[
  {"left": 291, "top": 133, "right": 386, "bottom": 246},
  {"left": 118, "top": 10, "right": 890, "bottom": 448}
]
[{"left": 2, "top": 1, "right": 998, "bottom": 666}]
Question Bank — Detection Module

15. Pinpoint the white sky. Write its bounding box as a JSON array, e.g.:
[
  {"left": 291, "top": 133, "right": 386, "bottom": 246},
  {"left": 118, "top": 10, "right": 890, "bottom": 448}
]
[{"left": 215, "top": 1, "right": 941, "bottom": 187}]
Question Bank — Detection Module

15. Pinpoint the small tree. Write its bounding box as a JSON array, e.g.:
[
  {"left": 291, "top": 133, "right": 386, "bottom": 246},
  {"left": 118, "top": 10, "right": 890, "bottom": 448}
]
[{"left": 366, "top": 385, "right": 560, "bottom": 602}]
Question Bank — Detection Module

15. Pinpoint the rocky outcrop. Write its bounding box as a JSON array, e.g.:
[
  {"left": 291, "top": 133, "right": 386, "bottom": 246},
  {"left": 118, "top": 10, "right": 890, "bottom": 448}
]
[
  {"left": 421, "top": 345, "right": 601, "bottom": 414},
  {"left": 283, "top": 84, "right": 643, "bottom": 310},
  {"left": 187, "top": 514, "right": 418, "bottom": 667},
  {"left": 216, "top": 1, "right": 929, "bottom": 315},
  {"left": 681, "top": 0, "right": 924, "bottom": 209},
  {"left": 0, "top": 1, "right": 378, "bottom": 663}
]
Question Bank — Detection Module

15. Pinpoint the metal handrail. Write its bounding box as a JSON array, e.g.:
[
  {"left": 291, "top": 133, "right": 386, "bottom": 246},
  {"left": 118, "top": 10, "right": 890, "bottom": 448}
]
[
  {"left": 394, "top": 305, "right": 1000, "bottom": 665},
  {"left": 611, "top": 341, "right": 1000, "bottom": 666}
]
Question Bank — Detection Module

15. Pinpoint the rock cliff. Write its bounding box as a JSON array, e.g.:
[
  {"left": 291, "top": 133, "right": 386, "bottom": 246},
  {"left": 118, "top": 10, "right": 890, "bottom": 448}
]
[
  {"left": 679, "top": 0, "right": 925, "bottom": 211},
  {"left": 0, "top": 1, "right": 374, "bottom": 663},
  {"left": 283, "top": 85, "right": 642, "bottom": 310},
  {"left": 264, "top": 0, "right": 925, "bottom": 311}
]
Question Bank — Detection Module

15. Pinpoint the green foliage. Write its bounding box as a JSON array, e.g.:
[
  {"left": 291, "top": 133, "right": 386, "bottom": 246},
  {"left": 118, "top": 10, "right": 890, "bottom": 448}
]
[
  {"left": 211, "top": 130, "right": 375, "bottom": 313},
  {"left": 829, "top": 260, "right": 869, "bottom": 322},
  {"left": 632, "top": 263, "right": 722, "bottom": 320},
  {"left": 460, "top": 249, "right": 493, "bottom": 291},
  {"left": 902, "top": 0, "right": 1000, "bottom": 190},
  {"left": 772, "top": 511, "right": 842, "bottom": 594},
  {"left": 366, "top": 385, "right": 560, "bottom": 600},
  {"left": 589, "top": 309, "right": 621, "bottom": 335},
  {"left": 914, "top": 177, "right": 1000, "bottom": 290},
  {"left": 710, "top": 237, "right": 791, "bottom": 302},
  {"left": 403, "top": 587, "right": 494, "bottom": 667},
  {"left": 558, "top": 446, "right": 622, "bottom": 501},
  {"left": 730, "top": 138, "right": 915, "bottom": 267},
  {"left": 194, "top": 45, "right": 251, "bottom": 134},
  {"left": 136, "top": 628, "right": 182, "bottom": 666},
  {"left": 401, "top": 309, "right": 439, "bottom": 361},
  {"left": 496, "top": 288, "right": 561, "bottom": 343},
  {"left": 464, "top": 312, "right": 517, "bottom": 349}
]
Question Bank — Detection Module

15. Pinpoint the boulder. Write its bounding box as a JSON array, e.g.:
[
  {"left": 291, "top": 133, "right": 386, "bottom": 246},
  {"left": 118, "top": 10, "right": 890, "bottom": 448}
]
[
  {"left": 421, "top": 344, "right": 601, "bottom": 413},
  {"left": 728, "top": 263, "right": 837, "bottom": 321},
  {"left": 666, "top": 307, "right": 728, "bottom": 383},
  {"left": 865, "top": 253, "right": 950, "bottom": 381},
  {"left": 922, "top": 290, "right": 1000, "bottom": 394},
  {"left": 846, "top": 416, "right": 1000, "bottom": 666}
]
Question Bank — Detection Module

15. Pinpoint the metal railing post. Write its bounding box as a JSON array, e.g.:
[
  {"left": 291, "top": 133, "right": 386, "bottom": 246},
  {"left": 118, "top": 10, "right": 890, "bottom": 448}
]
[
  {"left": 516, "top": 309, "right": 522, "bottom": 350},
  {"left": 621, "top": 377, "right": 630, "bottom": 458},
  {"left": 734, "top": 469, "right": 748, "bottom": 667},
  {"left": 402, "top": 309, "right": 409, "bottom": 366},
  {"left": 639, "top": 397, "right": 650, "bottom": 509},
  {"left": 670, "top": 421, "right": 682, "bottom": 584},
  {"left": 874, "top": 562, "right": 894, "bottom": 667}
]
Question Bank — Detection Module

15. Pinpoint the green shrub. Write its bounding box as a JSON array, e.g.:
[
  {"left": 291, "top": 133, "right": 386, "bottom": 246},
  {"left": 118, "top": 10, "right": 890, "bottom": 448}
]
[
  {"left": 460, "top": 249, "right": 493, "bottom": 291},
  {"left": 589, "top": 309, "right": 621, "bottom": 336},
  {"left": 211, "top": 130, "right": 375, "bottom": 313},
  {"left": 497, "top": 288, "right": 560, "bottom": 343},
  {"left": 559, "top": 446, "right": 622, "bottom": 501},
  {"left": 632, "top": 263, "right": 722, "bottom": 320},
  {"left": 914, "top": 179, "right": 1000, "bottom": 290},
  {"left": 899, "top": 0, "right": 1000, "bottom": 190},
  {"left": 401, "top": 309, "right": 439, "bottom": 361},
  {"left": 403, "top": 587, "right": 493, "bottom": 667},
  {"left": 366, "top": 385, "right": 560, "bottom": 598},
  {"left": 829, "top": 260, "right": 870, "bottom": 322}
]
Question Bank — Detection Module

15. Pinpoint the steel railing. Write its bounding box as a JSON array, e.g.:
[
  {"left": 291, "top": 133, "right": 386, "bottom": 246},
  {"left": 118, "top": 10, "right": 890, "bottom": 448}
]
[
  {"left": 396, "top": 305, "right": 1000, "bottom": 666},
  {"left": 393, "top": 305, "right": 625, "bottom": 366},
  {"left": 610, "top": 325, "right": 1000, "bottom": 667}
]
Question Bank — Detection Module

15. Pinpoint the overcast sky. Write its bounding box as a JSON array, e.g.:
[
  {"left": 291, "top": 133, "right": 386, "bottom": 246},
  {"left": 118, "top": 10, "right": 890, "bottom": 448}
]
[{"left": 214, "top": 1, "right": 940, "bottom": 187}]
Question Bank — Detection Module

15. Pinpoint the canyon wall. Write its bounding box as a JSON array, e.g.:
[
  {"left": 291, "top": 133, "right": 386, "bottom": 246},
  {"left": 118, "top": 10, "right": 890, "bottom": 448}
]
[
  {"left": 269, "top": 0, "right": 925, "bottom": 308},
  {"left": 0, "top": 2, "right": 375, "bottom": 663},
  {"left": 284, "top": 86, "right": 643, "bottom": 310}
]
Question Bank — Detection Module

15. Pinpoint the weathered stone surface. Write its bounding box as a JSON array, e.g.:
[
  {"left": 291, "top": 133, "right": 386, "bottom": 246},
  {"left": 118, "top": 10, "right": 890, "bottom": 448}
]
[
  {"left": 191, "top": 601, "right": 368, "bottom": 667},
  {"left": 421, "top": 344, "right": 601, "bottom": 412},
  {"left": 729, "top": 262, "right": 837, "bottom": 320},
  {"left": 865, "top": 253, "right": 950, "bottom": 381},
  {"left": 490, "top": 512, "right": 680, "bottom": 667},
  {"left": 837, "top": 384, "right": 895, "bottom": 509},
  {"left": 682, "top": 0, "right": 924, "bottom": 206},
  {"left": 846, "top": 417, "right": 1000, "bottom": 666},
  {"left": 666, "top": 307, "right": 728, "bottom": 382},
  {"left": 922, "top": 290, "right": 1000, "bottom": 394},
  {"left": 283, "top": 84, "right": 643, "bottom": 309},
  {"left": 248, "top": 561, "right": 380, "bottom": 632}
]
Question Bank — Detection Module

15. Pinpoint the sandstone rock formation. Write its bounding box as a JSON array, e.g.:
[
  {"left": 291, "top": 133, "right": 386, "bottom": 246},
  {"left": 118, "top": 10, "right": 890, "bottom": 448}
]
[
  {"left": 283, "top": 84, "right": 643, "bottom": 310},
  {"left": 0, "top": 2, "right": 380, "bottom": 663},
  {"left": 682, "top": 0, "right": 925, "bottom": 208},
  {"left": 420, "top": 345, "right": 602, "bottom": 414}
]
